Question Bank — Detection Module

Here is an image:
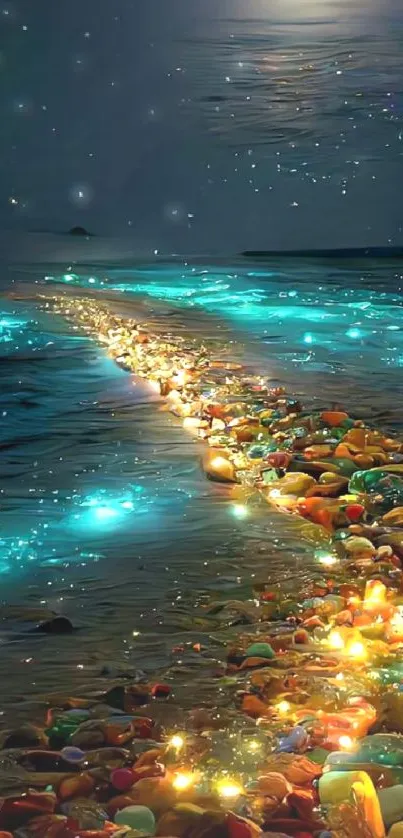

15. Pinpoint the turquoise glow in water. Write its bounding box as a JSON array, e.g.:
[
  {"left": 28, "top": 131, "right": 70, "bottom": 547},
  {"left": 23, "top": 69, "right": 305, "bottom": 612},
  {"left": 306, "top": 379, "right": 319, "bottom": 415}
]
[
  {"left": 41, "top": 261, "right": 403, "bottom": 372},
  {"left": 1, "top": 254, "right": 403, "bottom": 719},
  {"left": 68, "top": 487, "right": 151, "bottom": 534}
]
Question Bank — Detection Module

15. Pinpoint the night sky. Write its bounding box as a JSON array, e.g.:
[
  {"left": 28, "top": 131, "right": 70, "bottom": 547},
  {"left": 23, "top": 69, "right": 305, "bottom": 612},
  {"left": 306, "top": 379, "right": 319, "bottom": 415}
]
[{"left": 1, "top": 0, "right": 403, "bottom": 254}]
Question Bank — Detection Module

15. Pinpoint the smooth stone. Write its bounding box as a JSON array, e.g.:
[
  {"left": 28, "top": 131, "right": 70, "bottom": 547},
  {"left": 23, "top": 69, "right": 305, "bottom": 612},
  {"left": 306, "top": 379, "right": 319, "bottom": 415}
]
[
  {"left": 344, "top": 536, "right": 376, "bottom": 555},
  {"left": 111, "top": 767, "right": 135, "bottom": 792},
  {"left": 60, "top": 798, "right": 108, "bottom": 829},
  {"left": 323, "top": 457, "right": 358, "bottom": 476},
  {"left": 115, "top": 804, "right": 156, "bottom": 834},
  {"left": 378, "top": 786, "right": 403, "bottom": 829},
  {"left": 33, "top": 616, "right": 75, "bottom": 634},
  {"left": 354, "top": 735, "right": 403, "bottom": 767},
  {"left": 0, "top": 725, "right": 48, "bottom": 749},
  {"left": 60, "top": 746, "right": 85, "bottom": 763},
  {"left": 244, "top": 642, "right": 275, "bottom": 660}
]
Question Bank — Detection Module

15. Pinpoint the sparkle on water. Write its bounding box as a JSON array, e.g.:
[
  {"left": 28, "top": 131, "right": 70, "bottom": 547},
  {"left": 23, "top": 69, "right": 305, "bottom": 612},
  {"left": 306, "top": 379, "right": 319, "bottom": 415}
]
[
  {"left": 1, "top": 257, "right": 403, "bottom": 722},
  {"left": 3, "top": 258, "right": 403, "bottom": 589}
]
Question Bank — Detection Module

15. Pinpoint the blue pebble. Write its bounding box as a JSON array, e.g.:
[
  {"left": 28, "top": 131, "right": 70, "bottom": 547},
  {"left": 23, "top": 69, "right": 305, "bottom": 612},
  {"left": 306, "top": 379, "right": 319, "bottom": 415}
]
[
  {"left": 61, "top": 746, "right": 85, "bottom": 762},
  {"left": 288, "top": 725, "right": 309, "bottom": 746}
]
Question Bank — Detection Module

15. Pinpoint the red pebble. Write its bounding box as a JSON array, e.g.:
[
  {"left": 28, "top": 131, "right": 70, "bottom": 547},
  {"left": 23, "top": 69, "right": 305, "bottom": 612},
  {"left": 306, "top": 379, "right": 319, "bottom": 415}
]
[
  {"left": 293, "top": 629, "right": 310, "bottom": 645},
  {"left": 345, "top": 503, "right": 365, "bottom": 522},
  {"left": 266, "top": 451, "right": 291, "bottom": 469},
  {"left": 151, "top": 683, "right": 171, "bottom": 698},
  {"left": 132, "top": 717, "right": 154, "bottom": 738},
  {"left": 110, "top": 767, "right": 134, "bottom": 792}
]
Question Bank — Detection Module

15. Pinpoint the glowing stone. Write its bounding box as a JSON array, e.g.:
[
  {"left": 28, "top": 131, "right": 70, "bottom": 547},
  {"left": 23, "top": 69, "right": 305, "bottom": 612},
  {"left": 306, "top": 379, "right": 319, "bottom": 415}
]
[
  {"left": 216, "top": 779, "right": 243, "bottom": 799},
  {"left": 172, "top": 772, "right": 195, "bottom": 791},
  {"left": 276, "top": 700, "right": 291, "bottom": 714}
]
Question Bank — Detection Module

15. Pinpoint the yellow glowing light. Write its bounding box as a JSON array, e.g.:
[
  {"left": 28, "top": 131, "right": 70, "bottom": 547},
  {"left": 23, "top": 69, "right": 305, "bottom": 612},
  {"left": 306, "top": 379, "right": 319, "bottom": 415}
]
[
  {"left": 276, "top": 700, "right": 291, "bottom": 714},
  {"left": 169, "top": 735, "right": 185, "bottom": 750},
  {"left": 216, "top": 779, "right": 244, "bottom": 799},
  {"left": 328, "top": 631, "right": 345, "bottom": 650},
  {"left": 172, "top": 772, "right": 194, "bottom": 790},
  {"left": 335, "top": 672, "right": 345, "bottom": 681},
  {"left": 211, "top": 456, "right": 229, "bottom": 469},
  {"left": 338, "top": 735, "right": 356, "bottom": 751},
  {"left": 347, "top": 641, "right": 367, "bottom": 659},
  {"left": 364, "top": 580, "right": 387, "bottom": 604},
  {"left": 319, "top": 553, "right": 338, "bottom": 567},
  {"left": 246, "top": 739, "right": 261, "bottom": 752}
]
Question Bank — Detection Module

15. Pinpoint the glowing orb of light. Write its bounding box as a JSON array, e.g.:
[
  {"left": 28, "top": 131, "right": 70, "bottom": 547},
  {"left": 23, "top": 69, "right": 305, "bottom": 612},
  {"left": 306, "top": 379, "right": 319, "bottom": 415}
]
[
  {"left": 276, "top": 701, "right": 291, "bottom": 714},
  {"left": 69, "top": 491, "right": 144, "bottom": 534},
  {"left": 328, "top": 631, "right": 344, "bottom": 650},
  {"left": 346, "top": 328, "right": 362, "bottom": 339},
  {"left": 216, "top": 779, "right": 243, "bottom": 799},
  {"left": 169, "top": 734, "right": 185, "bottom": 750},
  {"left": 303, "top": 332, "right": 314, "bottom": 345},
  {"left": 339, "top": 735, "right": 356, "bottom": 751},
  {"left": 232, "top": 504, "right": 248, "bottom": 519},
  {"left": 172, "top": 772, "right": 194, "bottom": 791},
  {"left": 347, "top": 641, "right": 367, "bottom": 660},
  {"left": 315, "top": 549, "right": 338, "bottom": 567},
  {"left": 69, "top": 183, "right": 93, "bottom": 206}
]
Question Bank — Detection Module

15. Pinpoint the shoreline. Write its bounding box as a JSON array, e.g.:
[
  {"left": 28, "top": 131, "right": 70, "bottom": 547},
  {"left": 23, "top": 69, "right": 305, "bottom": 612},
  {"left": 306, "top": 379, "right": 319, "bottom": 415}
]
[{"left": 2, "top": 292, "right": 403, "bottom": 837}]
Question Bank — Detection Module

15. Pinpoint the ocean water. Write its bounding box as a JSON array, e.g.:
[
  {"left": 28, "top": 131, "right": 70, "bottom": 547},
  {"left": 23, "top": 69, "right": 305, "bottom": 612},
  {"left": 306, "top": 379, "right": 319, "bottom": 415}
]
[
  {"left": 1, "top": 0, "right": 403, "bottom": 725},
  {"left": 0, "top": 242, "right": 402, "bottom": 724}
]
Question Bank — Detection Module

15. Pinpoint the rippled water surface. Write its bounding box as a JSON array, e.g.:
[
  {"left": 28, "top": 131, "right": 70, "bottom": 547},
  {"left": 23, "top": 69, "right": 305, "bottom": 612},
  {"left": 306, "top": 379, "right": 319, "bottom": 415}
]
[
  {"left": 0, "top": 250, "right": 401, "bottom": 725},
  {"left": 2, "top": 0, "right": 403, "bottom": 727}
]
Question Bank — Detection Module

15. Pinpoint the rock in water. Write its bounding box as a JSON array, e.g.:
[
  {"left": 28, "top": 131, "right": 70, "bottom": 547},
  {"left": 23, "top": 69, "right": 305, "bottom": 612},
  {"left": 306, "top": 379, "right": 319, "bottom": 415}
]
[
  {"left": 34, "top": 616, "right": 75, "bottom": 634},
  {"left": 69, "top": 226, "right": 91, "bottom": 236}
]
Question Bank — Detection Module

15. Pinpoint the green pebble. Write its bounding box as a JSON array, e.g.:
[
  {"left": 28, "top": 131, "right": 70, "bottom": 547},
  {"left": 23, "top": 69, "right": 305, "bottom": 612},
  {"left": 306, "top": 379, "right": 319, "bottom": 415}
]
[
  {"left": 245, "top": 642, "right": 275, "bottom": 659},
  {"left": 323, "top": 457, "right": 358, "bottom": 477},
  {"left": 308, "top": 747, "right": 330, "bottom": 765},
  {"left": 115, "top": 805, "right": 156, "bottom": 834}
]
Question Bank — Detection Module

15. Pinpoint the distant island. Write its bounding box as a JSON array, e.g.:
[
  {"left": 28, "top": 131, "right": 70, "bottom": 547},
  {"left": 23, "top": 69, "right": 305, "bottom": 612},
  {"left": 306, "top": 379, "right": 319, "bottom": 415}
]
[
  {"left": 241, "top": 247, "right": 403, "bottom": 259},
  {"left": 69, "top": 226, "right": 92, "bottom": 237}
]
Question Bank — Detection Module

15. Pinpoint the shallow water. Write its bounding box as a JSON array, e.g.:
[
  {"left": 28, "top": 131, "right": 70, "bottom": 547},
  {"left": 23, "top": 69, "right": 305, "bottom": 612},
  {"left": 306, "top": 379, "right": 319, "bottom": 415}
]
[{"left": 0, "top": 251, "right": 401, "bottom": 727}]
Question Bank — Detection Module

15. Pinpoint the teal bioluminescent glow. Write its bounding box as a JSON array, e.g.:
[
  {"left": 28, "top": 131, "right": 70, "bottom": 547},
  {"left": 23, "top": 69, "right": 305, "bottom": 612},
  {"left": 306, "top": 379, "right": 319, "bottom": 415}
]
[
  {"left": 68, "top": 487, "right": 149, "bottom": 534},
  {"left": 44, "top": 263, "right": 403, "bottom": 374},
  {"left": 346, "top": 327, "right": 362, "bottom": 339},
  {"left": 0, "top": 313, "right": 29, "bottom": 344}
]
